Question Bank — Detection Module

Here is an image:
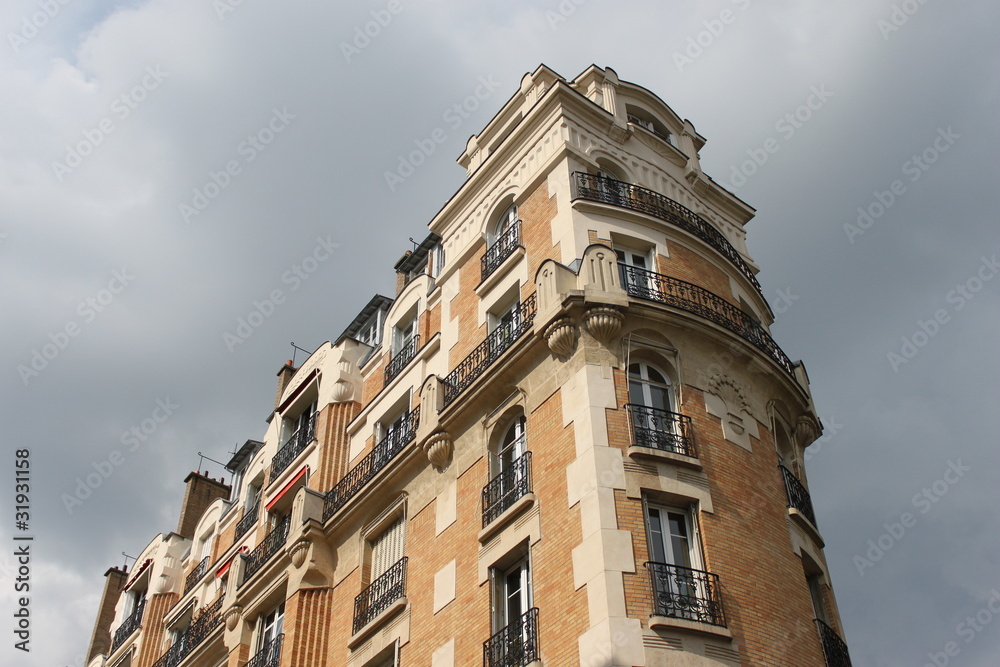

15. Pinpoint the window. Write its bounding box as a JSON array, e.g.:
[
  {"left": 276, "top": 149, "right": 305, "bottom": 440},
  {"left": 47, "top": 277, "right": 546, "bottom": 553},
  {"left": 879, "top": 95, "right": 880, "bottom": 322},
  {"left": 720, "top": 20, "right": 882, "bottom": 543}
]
[
  {"left": 626, "top": 361, "right": 692, "bottom": 455},
  {"left": 370, "top": 514, "right": 405, "bottom": 581},
  {"left": 493, "top": 204, "right": 518, "bottom": 240},
  {"left": 596, "top": 166, "right": 629, "bottom": 206},
  {"left": 429, "top": 243, "right": 445, "bottom": 278},
  {"left": 284, "top": 401, "right": 316, "bottom": 444},
  {"left": 488, "top": 294, "right": 524, "bottom": 360},
  {"left": 615, "top": 246, "right": 654, "bottom": 297},
  {"left": 807, "top": 573, "right": 828, "bottom": 624},
  {"left": 644, "top": 501, "right": 724, "bottom": 626},
  {"left": 258, "top": 602, "right": 284, "bottom": 649},
  {"left": 485, "top": 551, "right": 539, "bottom": 667},
  {"left": 252, "top": 601, "right": 284, "bottom": 665},
  {"left": 356, "top": 311, "right": 384, "bottom": 348},
  {"left": 483, "top": 204, "right": 521, "bottom": 281},
  {"left": 355, "top": 513, "right": 407, "bottom": 633},
  {"left": 483, "top": 416, "right": 531, "bottom": 526}
]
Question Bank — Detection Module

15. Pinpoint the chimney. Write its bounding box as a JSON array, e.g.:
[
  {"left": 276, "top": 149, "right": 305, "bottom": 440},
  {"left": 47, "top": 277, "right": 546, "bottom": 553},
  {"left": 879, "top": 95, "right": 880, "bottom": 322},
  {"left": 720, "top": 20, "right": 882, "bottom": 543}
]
[
  {"left": 274, "top": 360, "right": 296, "bottom": 410},
  {"left": 176, "top": 472, "right": 230, "bottom": 539},
  {"left": 86, "top": 565, "right": 128, "bottom": 662}
]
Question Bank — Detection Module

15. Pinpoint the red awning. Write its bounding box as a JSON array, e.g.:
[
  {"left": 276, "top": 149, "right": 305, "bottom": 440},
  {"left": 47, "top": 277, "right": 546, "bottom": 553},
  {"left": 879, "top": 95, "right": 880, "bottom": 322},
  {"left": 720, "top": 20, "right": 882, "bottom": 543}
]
[{"left": 266, "top": 466, "right": 308, "bottom": 511}]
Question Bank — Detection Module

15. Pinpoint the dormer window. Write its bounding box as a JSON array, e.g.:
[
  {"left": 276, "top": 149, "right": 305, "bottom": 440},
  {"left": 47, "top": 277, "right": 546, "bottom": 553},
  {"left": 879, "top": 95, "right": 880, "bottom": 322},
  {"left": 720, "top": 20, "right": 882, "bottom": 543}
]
[
  {"left": 626, "top": 105, "right": 674, "bottom": 146},
  {"left": 356, "top": 311, "right": 384, "bottom": 348}
]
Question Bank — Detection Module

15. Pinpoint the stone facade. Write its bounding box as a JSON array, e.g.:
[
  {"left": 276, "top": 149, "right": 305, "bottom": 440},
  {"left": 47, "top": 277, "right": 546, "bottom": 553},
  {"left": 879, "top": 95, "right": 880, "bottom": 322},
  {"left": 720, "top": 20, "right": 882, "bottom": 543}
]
[{"left": 85, "top": 65, "right": 850, "bottom": 667}]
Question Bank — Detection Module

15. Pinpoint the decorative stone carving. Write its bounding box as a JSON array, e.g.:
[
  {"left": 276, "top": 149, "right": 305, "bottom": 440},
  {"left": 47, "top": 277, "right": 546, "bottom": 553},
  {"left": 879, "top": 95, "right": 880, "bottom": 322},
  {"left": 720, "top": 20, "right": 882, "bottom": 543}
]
[
  {"left": 794, "top": 415, "right": 820, "bottom": 448},
  {"left": 543, "top": 318, "right": 577, "bottom": 357},
  {"left": 707, "top": 374, "right": 750, "bottom": 415},
  {"left": 422, "top": 432, "right": 453, "bottom": 469},
  {"left": 289, "top": 539, "right": 310, "bottom": 569},
  {"left": 153, "top": 573, "right": 172, "bottom": 595},
  {"left": 331, "top": 380, "right": 353, "bottom": 402},
  {"left": 584, "top": 307, "right": 624, "bottom": 343},
  {"left": 704, "top": 373, "right": 757, "bottom": 451},
  {"left": 224, "top": 605, "right": 242, "bottom": 631}
]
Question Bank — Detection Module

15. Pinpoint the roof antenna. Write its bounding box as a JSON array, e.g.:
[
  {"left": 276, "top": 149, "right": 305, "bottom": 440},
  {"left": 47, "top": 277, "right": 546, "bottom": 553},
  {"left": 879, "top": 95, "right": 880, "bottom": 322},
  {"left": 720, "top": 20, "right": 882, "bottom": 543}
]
[
  {"left": 408, "top": 237, "right": 419, "bottom": 251},
  {"left": 121, "top": 551, "right": 136, "bottom": 570},
  {"left": 196, "top": 452, "right": 229, "bottom": 483},
  {"left": 290, "top": 342, "right": 310, "bottom": 365}
]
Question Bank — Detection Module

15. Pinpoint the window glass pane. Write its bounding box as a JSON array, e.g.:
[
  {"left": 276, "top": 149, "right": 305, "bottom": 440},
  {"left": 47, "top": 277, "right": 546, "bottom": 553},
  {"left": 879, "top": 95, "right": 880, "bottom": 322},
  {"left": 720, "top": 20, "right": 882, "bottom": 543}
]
[
  {"left": 647, "top": 508, "right": 667, "bottom": 563},
  {"left": 667, "top": 511, "right": 692, "bottom": 569}
]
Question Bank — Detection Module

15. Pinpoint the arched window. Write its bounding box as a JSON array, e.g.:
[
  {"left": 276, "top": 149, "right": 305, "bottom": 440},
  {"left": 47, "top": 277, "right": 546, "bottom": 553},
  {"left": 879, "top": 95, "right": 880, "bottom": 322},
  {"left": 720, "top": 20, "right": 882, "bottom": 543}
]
[
  {"left": 493, "top": 204, "right": 518, "bottom": 239},
  {"left": 483, "top": 203, "right": 521, "bottom": 280},
  {"left": 627, "top": 361, "right": 692, "bottom": 455},
  {"left": 628, "top": 361, "right": 673, "bottom": 413},
  {"left": 483, "top": 415, "right": 531, "bottom": 526}
]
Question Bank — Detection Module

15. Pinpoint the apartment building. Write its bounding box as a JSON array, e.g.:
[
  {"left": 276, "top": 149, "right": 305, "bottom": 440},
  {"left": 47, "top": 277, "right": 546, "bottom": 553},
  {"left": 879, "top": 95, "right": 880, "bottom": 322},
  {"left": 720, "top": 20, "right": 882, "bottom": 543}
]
[{"left": 84, "top": 64, "right": 852, "bottom": 667}]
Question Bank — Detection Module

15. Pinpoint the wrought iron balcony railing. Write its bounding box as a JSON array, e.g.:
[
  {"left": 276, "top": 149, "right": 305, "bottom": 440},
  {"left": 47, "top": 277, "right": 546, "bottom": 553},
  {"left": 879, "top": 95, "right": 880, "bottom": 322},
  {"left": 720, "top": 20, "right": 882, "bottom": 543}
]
[
  {"left": 384, "top": 335, "right": 420, "bottom": 386},
  {"left": 239, "top": 515, "right": 291, "bottom": 587},
  {"left": 234, "top": 502, "right": 259, "bottom": 542},
  {"left": 269, "top": 410, "right": 317, "bottom": 484},
  {"left": 245, "top": 633, "right": 283, "bottom": 667},
  {"left": 645, "top": 561, "right": 726, "bottom": 627},
  {"left": 815, "top": 619, "right": 852, "bottom": 667},
  {"left": 482, "top": 449, "right": 531, "bottom": 528},
  {"left": 110, "top": 598, "right": 145, "bottom": 653},
  {"left": 780, "top": 465, "right": 818, "bottom": 528},
  {"left": 322, "top": 407, "right": 420, "bottom": 522},
  {"left": 619, "top": 264, "right": 794, "bottom": 376},
  {"left": 625, "top": 404, "right": 696, "bottom": 457},
  {"left": 183, "top": 556, "right": 210, "bottom": 596},
  {"left": 572, "top": 172, "right": 761, "bottom": 295},
  {"left": 150, "top": 597, "right": 223, "bottom": 667},
  {"left": 483, "top": 607, "right": 539, "bottom": 667},
  {"left": 481, "top": 220, "right": 522, "bottom": 282},
  {"left": 353, "top": 556, "right": 407, "bottom": 634},
  {"left": 442, "top": 294, "right": 537, "bottom": 407}
]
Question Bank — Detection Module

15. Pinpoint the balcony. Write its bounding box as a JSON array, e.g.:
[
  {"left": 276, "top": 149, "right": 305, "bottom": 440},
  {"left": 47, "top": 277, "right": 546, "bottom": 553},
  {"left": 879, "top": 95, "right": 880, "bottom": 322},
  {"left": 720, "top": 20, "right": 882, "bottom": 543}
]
[
  {"left": 815, "top": 619, "right": 852, "bottom": 667},
  {"left": 482, "top": 449, "right": 532, "bottom": 528},
  {"left": 384, "top": 335, "right": 420, "bottom": 386},
  {"left": 234, "top": 502, "right": 259, "bottom": 542},
  {"left": 626, "top": 404, "right": 695, "bottom": 457},
  {"left": 150, "top": 597, "right": 223, "bottom": 667},
  {"left": 269, "top": 410, "right": 317, "bottom": 484},
  {"left": 619, "top": 264, "right": 794, "bottom": 376},
  {"left": 353, "top": 556, "right": 408, "bottom": 635},
  {"left": 110, "top": 598, "right": 144, "bottom": 653},
  {"left": 245, "top": 633, "right": 283, "bottom": 667},
  {"left": 442, "top": 294, "right": 537, "bottom": 408},
  {"left": 322, "top": 407, "right": 420, "bottom": 522},
  {"left": 483, "top": 607, "right": 539, "bottom": 667},
  {"left": 183, "top": 556, "right": 210, "bottom": 596},
  {"left": 780, "top": 465, "right": 818, "bottom": 527},
  {"left": 645, "top": 562, "right": 726, "bottom": 627},
  {"left": 481, "top": 220, "right": 522, "bottom": 282},
  {"left": 572, "top": 172, "right": 761, "bottom": 295},
  {"left": 239, "top": 515, "right": 290, "bottom": 587}
]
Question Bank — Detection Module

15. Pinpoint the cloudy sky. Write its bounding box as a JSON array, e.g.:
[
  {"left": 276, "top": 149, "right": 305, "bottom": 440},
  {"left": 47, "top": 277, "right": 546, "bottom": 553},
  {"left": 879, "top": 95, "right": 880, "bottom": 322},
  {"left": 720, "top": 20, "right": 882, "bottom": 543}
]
[{"left": 1, "top": 1, "right": 998, "bottom": 665}]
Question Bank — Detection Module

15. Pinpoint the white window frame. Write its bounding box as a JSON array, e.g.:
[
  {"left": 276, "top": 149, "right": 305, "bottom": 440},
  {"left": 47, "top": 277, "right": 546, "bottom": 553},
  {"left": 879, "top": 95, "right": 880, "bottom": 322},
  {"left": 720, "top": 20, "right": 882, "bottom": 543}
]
[{"left": 256, "top": 601, "right": 285, "bottom": 652}]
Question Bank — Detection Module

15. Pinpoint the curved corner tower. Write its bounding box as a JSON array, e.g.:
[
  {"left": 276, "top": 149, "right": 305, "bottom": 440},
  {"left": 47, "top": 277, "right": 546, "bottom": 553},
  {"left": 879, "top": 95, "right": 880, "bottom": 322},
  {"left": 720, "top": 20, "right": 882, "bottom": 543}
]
[{"left": 86, "top": 65, "right": 850, "bottom": 667}]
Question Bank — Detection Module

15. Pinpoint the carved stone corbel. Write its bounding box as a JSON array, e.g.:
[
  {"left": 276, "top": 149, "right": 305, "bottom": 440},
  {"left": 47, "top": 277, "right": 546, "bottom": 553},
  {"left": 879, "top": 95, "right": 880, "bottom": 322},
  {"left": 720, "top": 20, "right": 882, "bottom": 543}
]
[
  {"left": 544, "top": 317, "right": 577, "bottom": 357},
  {"left": 422, "top": 432, "right": 454, "bottom": 470},
  {"left": 584, "top": 306, "right": 624, "bottom": 343}
]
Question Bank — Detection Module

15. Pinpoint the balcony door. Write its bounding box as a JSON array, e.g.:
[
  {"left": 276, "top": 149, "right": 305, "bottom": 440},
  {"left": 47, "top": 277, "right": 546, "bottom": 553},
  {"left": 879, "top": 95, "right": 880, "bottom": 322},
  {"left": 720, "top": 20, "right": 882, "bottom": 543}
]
[
  {"left": 628, "top": 361, "right": 680, "bottom": 451},
  {"left": 645, "top": 503, "right": 709, "bottom": 622},
  {"left": 492, "top": 204, "right": 518, "bottom": 244},
  {"left": 370, "top": 515, "right": 405, "bottom": 581},
  {"left": 492, "top": 417, "right": 527, "bottom": 511},
  {"left": 615, "top": 247, "right": 652, "bottom": 297},
  {"left": 490, "top": 556, "right": 533, "bottom": 665},
  {"left": 488, "top": 298, "right": 522, "bottom": 360},
  {"left": 257, "top": 601, "right": 284, "bottom": 654}
]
